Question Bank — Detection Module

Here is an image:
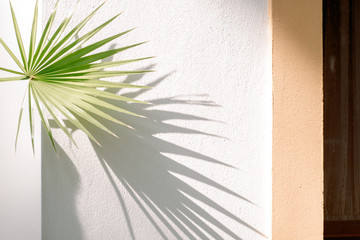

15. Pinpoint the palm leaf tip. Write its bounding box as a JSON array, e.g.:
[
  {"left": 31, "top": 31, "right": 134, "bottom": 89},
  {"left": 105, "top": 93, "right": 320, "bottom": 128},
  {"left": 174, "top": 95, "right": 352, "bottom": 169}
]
[{"left": 0, "top": 1, "right": 153, "bottom": 152}]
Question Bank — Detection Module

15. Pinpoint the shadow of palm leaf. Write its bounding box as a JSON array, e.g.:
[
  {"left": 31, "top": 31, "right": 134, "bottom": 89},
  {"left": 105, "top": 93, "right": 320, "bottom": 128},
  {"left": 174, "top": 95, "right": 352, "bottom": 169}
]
[
  {"left": 42, "top": 133, "right": 84, "bottom": 239},
  {"left": 64, "top": 70, "right": 266, "bottom": 240},
  {"left": 39, "top": 6, "right": 267, "bottom": 238},
  {"left": 44, "top": 56, "right": 265, "bottom": 238}
]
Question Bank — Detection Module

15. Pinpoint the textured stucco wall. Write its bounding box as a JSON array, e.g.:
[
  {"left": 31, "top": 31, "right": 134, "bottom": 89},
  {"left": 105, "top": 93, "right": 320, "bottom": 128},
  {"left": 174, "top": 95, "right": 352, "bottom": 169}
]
[
  {"left": 42, "top": 0, "right": 271, "bottom": 239},
  {"left": 272, "top": 0, "right": 323, "bottom": 239},
  {"left": 0, "top": 0, "right": 41, "bottom": 239}
]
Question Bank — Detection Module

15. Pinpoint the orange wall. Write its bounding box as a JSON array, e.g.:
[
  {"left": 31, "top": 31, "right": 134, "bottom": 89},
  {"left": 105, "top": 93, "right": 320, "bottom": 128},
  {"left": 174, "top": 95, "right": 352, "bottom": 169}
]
[{"left": 272, "top": 0, "right": 323, "bottom": 239}]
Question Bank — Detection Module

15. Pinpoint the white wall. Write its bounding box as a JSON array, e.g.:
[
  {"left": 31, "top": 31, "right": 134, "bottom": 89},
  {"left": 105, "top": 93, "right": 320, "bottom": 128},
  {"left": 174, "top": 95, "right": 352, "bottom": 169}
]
[
  {"left": 0, "top": 0, "right": 41, "bottom": 239},
  {"left": 42, "top": 0, "right": 271, "bottom": 239}
]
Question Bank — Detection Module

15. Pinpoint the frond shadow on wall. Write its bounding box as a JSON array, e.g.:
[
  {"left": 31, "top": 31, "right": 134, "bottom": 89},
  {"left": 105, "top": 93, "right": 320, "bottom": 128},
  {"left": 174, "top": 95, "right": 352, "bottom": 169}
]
[
  {"left": 42, "top": 67, "right": 265, "bottom": 239},
  {"left": 42, "top": 129, "right": 84, "bottom": 240},
  {"left": 90, "top": 70, "right": 264, "bottom": 239}
]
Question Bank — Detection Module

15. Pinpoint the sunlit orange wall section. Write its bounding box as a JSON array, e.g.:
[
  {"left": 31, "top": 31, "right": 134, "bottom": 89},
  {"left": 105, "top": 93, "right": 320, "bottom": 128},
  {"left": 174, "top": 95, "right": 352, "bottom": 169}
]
[{"left": 271, "top": 0, "right": 323, "bottom": 239}]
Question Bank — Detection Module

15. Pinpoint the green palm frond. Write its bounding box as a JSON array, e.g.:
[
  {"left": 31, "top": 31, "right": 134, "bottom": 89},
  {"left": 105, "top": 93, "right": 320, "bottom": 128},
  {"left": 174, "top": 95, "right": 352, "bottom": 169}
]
[{"left": 0, "top": 1, "right": 153, "bottom": 153}]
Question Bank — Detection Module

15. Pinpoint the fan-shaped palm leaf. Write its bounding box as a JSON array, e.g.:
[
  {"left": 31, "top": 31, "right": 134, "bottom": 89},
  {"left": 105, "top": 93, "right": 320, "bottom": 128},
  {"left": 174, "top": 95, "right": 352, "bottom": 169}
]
[{"left": 0, "top": 0, "right": 152, "bottom": 153}]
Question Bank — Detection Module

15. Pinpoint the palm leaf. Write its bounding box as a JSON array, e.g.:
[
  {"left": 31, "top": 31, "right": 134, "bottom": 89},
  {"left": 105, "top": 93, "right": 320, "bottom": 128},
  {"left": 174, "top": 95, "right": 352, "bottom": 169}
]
[
  {"left": 1, "top": 1, "right": 152, "bottom": 152},
  {"left": 28, "top": 85, "right": 35, "bottom": 152},
  {"left": 35, "top": 12, "right": 122, "bottom": 72},
  {"left": 30, "top": 84, "right": 57, "bottom": 152},
  {"left": 30, "top": 0, "right": 59, "bottom": 71},
  {"left": 15, "top": 86, "right": 28, "bottom": 151},
  {"left": 0, "top": 76, "right": 28, "bottom": 82},
  {"left": 0, "top": 66, "right": 25, "bottom": 75},
  {"left": 39, "top": 42, "right": 146, "bottom": 74},
  {"left": 0, "top": 38, "right": 26, "bottom": 73},
  {"left": 42, "top": 79, "right": 151, "bottom": 89},
  {"left": 31, "top": 83, "right": 78, "bottom": 147},
  {"left": 33, "top": 1, "right": 105, "bottom": 71},
  {"left": 45, "top": 57, "right": 153, "bottom": 75},
  {"left": 9, "top": 2, "right": 28, "bottom": 71},
  {"left": 28, "top": 0, "right": 38, "bottom": 68}
]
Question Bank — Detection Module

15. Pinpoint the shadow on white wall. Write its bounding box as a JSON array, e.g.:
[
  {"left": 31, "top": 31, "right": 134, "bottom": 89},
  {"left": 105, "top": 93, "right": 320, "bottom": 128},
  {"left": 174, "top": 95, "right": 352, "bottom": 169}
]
[{"left": 42, "top": 65, "right": 265, "bottom": 239}]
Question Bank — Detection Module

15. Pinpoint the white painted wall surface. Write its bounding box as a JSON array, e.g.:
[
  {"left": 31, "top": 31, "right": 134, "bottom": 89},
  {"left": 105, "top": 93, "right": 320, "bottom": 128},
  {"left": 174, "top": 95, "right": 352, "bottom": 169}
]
[
  {"left": 42, "top": 0, "right": 271, "bottom": 239},
  {"left": 0, "top": 0, "right": 41, "bottom": 240}
]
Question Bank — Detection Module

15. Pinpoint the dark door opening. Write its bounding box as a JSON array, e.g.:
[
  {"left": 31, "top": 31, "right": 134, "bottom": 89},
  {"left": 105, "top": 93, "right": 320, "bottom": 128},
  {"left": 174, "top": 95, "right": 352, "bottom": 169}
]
[{"left": 324, "top": 0, "right": 360, "bottom": 238}]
